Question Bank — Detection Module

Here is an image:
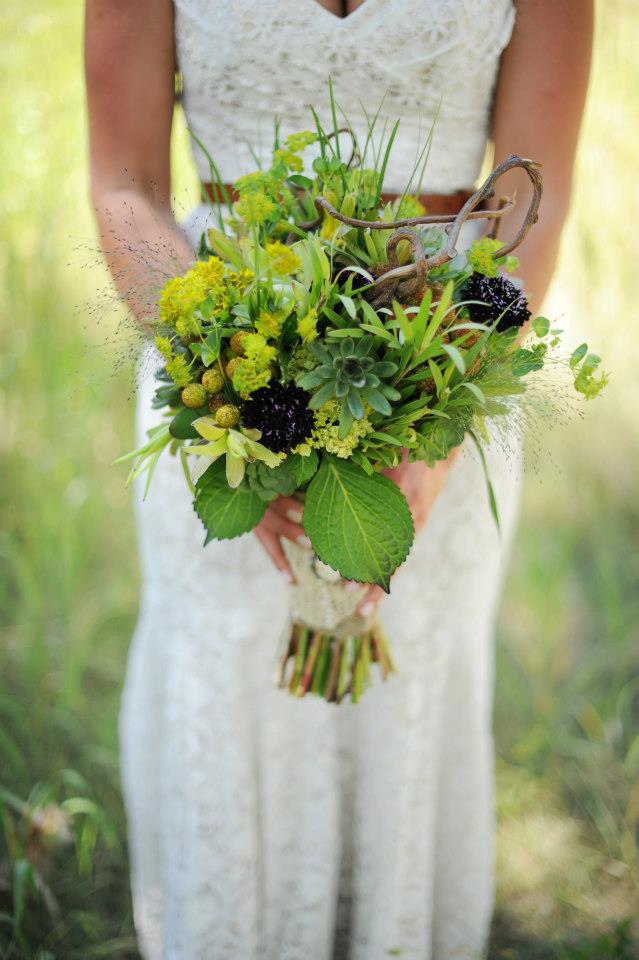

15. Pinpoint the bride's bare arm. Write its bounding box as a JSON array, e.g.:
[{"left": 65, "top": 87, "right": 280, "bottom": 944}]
[
  {"left": 356, "top": 0, "right": 593, "bottom": 616},
  {"left": 491, "top": 0, "right": 593, "bottom": 314},
  {"left": 85, "top": 0, "right": 195, "bottom": 328},
  {"left": 85, "top": 0, "right": 306, "bottom": 571}
]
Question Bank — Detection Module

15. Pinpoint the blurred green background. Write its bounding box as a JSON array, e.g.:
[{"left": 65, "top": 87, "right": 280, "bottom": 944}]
[{"left": 1, "top": 1, "right": 638, "bottom": 957}]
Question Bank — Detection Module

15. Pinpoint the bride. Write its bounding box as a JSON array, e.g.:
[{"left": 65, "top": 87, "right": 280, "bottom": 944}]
[{"left": 85, "top": 1, "right": 592, "bottom": 957}]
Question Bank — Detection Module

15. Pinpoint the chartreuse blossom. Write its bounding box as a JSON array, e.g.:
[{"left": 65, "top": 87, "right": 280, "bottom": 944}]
[
  {"left": 306, "top": 400, "right": 373, "bottom": 458},
  {"left": 467, "top": 237, "right": 519, "bottom": 277},
  {"left": 165, "top": 354, "right": 192, "bottom": 387},
  {"left": 273, "top": 131, "right": 318, "bottom": 174},
  {"left": 158, "top": 255, "right": 228, "bottom": 329},
  {"left": 244, "top": 333, "right": 277, "bottom": 366},
  {"left": 273, "top": 147, "right": 304, "bottom": 173},
  {"left": 297, "top": 307, "right": 318, "bottom": 343},
  {"left": 154, "top": 335, "right": 173, "bottom": 361},
  {"left": 232, "top": 363, "right": 272, "bottom": 397},
  {"left": 187, "top": 416, "right": 281, "bottom": 487},
  {"left": 255, "top": 308, "right": 286, "bottom": 339},
  {"left": 231, "top": 333, "right": 277, "bottom": 398},
  {"left": 265, "top": 241, "right": 301, "bottom": 275},
  {"left": 226, "top": 268, "right": 254, "bottom": 294},
  {"left": 175, "top": 312, "right": 203, "bottom": 340},
  {"left": 284, "top": 130, "right": 317, "bottom": 153},
  {"left": 395, "top": 194, "right": 426, "bottom": 218},
  {"left": 235, "top": 191, "right": 277, "bottom": 227}
]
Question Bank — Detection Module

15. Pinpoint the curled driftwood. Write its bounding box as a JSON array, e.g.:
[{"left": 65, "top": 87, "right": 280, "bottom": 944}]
[
  {"left": 312, "top": 154, "right": 543, "bottom": 303},
  {"left": 369, "top": 228, "right": 427, "bottom": 308}
]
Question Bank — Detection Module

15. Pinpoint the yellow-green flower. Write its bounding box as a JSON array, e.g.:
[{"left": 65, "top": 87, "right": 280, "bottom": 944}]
[
  {"left": 291, "top": 441, "right": 313, "bottom": 457},
  {"left": 274, "top": 147, "right": 303, "bottom": 173},
  {"left": 467, "top": 237, "right": 504, "bottom": 278},
  {"left": 175, "top": 312, "right": 203, "bottom": 339},
  {"left": 285, "top": 344, "right": 315, "bottom": 381},
  {"left": 309, "top": 400, "right": 372, "bottom": 458},
  {"left": 243, "top": 333, "right": 277, "bottom": 368},
  {"left": 231, "top": 359, "right": 272, "bottom": 397},
  {"left": 226, "top": 268, "right": 254, "bottom": 294},
  {"left": 234, "top": 171, "right": 272, "bottom": 193},
  {"left": 154, "top": 335, "right": 173, "bottom": 360},
  {"left": 186, "top": 416, "right": 280, "bottom": 487},
  {"left": 395, "top": 194, "right": 426, "bottom": 218},
  {"left": 189, "top": 256, "right": 225, "bottom": 288},
  {"left": 157, "top": 256, "right": 226, "bottom": 328},
  {"left": 297, "top": 307, "right": 318, "bottom": 343},
  {"left": 265, "top": 241, "right": 301, "bottom": 275},
  {"left": 284, "top": 131, "right": 317, "bottom": 153},
  {"left": 235, "top": 190, "right": 277, "bottom": 226},
  {"left": 165, "top": 354, "right": 193, "bottom": 387},
  {"left": 255, "top": 309, "right": 286, "bottom": 340}
]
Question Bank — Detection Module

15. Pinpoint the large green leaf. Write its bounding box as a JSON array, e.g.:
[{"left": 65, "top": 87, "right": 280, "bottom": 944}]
[
  {"left": 194, "top": 459, "right": 267, "bottom": 542},
  {"left": 304, "top": 455, "right": 414, "bottom": 590}
]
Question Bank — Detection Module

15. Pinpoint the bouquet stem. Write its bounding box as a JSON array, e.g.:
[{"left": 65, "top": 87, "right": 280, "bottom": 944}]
[{"left": 277, "top": 620, "right": 396, "bottom": 703}]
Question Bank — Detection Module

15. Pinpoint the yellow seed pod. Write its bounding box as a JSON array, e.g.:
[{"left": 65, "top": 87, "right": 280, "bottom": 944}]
[
  {"left": 181, "top": 383, "right": 208, "bottom": 409},
  {"left": 201, "top": 367, "right": 225, "bottom": 394},
  {"left": 215, "top": 404, "right": 240, "bottom": 428},
  {"left": 230, "top": 331, "right": 250, "bottom": 355},
  {"left": 225, "top": 356, "right": 243, "bottom": 378},
  {"left": 208, "top": 395, "right": 226, "bottom": 414}
]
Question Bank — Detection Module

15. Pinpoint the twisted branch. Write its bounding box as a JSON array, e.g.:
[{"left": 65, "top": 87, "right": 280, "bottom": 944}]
[
  {"left": 313, "top": 194, "right": 516, "bottom": 231},
  {"left": 310, "top": 155, "right": 543, "bottom": 302},
  {"left": 325, "top": 126, "right": 359, "bottom": 171}
]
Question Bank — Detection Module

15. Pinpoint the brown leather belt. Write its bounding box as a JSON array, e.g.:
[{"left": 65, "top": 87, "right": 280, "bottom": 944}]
[{"left": 203, "top": 183, "right": 475, "bottom": 217}]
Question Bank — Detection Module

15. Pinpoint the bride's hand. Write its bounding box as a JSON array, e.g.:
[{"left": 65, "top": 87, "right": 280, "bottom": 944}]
[
  {"left": 356, "top": 450, "right": 460, "bottom": 618},
  {"left": 253, "top": 497, "right": 310, "bottom": 583}
]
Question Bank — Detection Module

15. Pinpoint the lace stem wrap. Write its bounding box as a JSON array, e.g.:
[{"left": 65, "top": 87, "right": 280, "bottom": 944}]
[{"left": 277, "top": 539, "right": 396, "bottom": 703}]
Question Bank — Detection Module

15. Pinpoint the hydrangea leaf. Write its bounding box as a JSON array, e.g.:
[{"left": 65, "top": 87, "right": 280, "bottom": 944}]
[
  {"left": 303, "top": 455, "right": 414, "bottom": 590},
  {"left": 194, "top": 458, "right": 267, "bottom": 542}
]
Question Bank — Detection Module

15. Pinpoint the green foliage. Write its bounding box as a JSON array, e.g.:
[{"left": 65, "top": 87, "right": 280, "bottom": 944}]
[
  {"left": 193, "top": 459, "right": 267, "bottom": 541},
  {"left": 169, "top": 405, "right": 208, "bottom": 439},
  {"left": 246, "top": 451, "right": 318, "bottom": 501},
  {"left": 304, "top": 456, "right": 414, "bottom": 590},
  {"left": 572, "top": 350, "right": 609, "bottom": 399}
]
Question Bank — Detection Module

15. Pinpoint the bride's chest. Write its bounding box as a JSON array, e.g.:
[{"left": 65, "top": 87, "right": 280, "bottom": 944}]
[{"left": 174, "top": 0, "right": 514, "bottom": 76}]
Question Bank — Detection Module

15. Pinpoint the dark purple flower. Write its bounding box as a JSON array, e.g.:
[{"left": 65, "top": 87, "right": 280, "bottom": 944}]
[
  {"left": 461, "top": 273, "right": 531, "bottom": 332},
  {"left": 241, "top": 381, "right": 314, "bottom": 453}
]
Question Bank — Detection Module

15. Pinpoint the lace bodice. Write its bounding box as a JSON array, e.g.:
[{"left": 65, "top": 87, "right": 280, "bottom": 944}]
[{"left": 174, "top": 0, "right": 515, "bottom": 192}]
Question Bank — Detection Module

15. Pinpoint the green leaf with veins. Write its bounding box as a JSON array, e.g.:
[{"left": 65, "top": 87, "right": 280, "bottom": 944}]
[
  {"left": 194, "top": 459, "right": 267, "bottom": 542},
  {"left": 303, "top": 455, "right": 414, "bottom": 590}
]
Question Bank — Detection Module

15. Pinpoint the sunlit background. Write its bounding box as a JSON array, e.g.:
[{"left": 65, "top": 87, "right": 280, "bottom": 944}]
[{"left": 1, "top": 1, "right": 638, "bottom": 957}]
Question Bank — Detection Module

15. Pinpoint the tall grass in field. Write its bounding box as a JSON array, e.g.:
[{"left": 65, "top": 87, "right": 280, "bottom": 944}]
[{"left": 0, "top": 1, "right": 637, "bottom": 957}]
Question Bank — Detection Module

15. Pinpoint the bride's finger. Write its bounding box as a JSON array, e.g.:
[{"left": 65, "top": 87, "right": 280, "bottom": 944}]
[
  {"left": 264, "top": 510, "right": 308, "bottom": 545},
  {"left": 269, "top": 496, "right": 304, "bottom": 524},
  {"left": 253, "top": 525, "right": 295, "bottom": 583},
  {"left": 358, "top": 584, "right": 386, "bottom": 618}
]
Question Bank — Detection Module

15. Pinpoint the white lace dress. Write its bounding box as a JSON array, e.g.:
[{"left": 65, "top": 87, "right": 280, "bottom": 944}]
[{"left": 119, "top": 2, "right": 521, "bottom": 958}]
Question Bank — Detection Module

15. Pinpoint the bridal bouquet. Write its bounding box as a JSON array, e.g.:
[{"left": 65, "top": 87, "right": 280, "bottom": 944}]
[{"left": 118, "top": 107, "right": 606, "bottom": 703}]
